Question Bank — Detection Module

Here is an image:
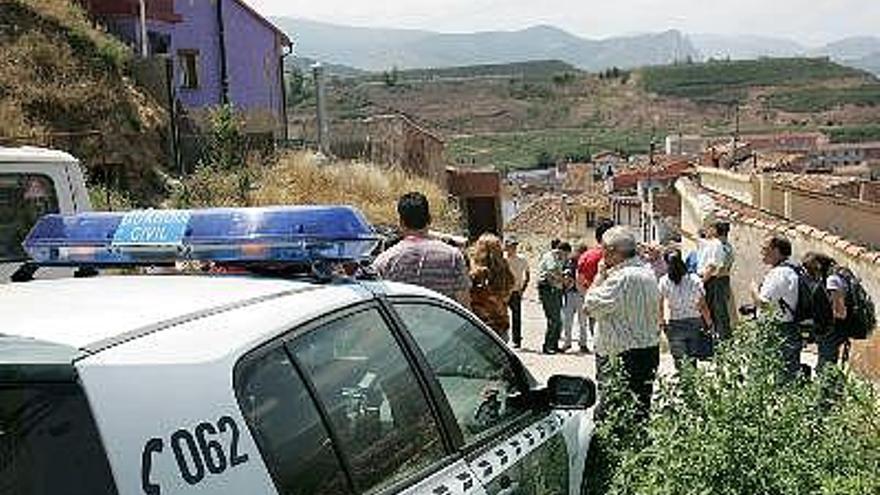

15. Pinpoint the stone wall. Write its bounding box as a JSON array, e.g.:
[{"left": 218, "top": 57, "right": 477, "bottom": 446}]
[
  {"left": 677, "top": 177, "right": 880, "bottom": 380},
  {"left": 367, "top": 115, "right": 447, "bottom": 188}
]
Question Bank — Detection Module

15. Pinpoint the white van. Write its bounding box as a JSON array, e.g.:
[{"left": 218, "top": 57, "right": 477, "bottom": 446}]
[{"left": 0, "top": 146, "right": 91, "bottom": 282}]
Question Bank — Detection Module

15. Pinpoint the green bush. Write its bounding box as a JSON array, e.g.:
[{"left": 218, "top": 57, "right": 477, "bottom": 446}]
[{"left": 589, "top": 316, "right": 880, "bottom": 495}]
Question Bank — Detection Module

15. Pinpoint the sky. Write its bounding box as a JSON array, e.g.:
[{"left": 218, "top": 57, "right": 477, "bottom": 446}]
[{"left": 246, "top": 0, "right": 880, "bottom": 46}]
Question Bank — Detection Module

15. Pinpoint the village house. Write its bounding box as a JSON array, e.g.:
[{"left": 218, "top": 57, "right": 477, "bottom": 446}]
[
  {"left": 81, "top": 0, "right": 292, "bottom": 137},
  {"left": 606, "top": 158, "right": 692, "bottom": 243},
  {"left": 811, "top": 142, "right": 880, "bottom": 169}
]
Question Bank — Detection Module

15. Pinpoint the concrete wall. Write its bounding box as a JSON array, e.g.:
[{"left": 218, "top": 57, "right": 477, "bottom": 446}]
[
  {"left": 677, "top": 177, "right": 880, "bottom": 380},
  {"left": 698, "top": 167, "right": 757, "bottom": 205},
  {"left": 698, "top": 168, "right": 880, "bottom": 250},
  {"left": 781, "top": 187, "right": 880, "bottom": 248}
]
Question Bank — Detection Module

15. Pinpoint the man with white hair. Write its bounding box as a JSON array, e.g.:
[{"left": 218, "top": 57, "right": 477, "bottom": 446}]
[{"left": 584, "top": 226, "right": 661, "bottom": 420}]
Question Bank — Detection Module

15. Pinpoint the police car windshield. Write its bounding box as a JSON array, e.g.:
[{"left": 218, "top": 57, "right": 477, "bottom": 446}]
[{"left": 0, "top": 382, "right": 118, "bottom": 495}]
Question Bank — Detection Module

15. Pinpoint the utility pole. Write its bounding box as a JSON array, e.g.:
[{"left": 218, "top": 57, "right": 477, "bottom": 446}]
[
  {"left": 731, "top": 103, "right": 740, "bottom": 168},
  {"left": 138, "top": 0, "right": 148, "bottom": 58},
  {"left": 312, "top": 62, "right": 329, "bottom": 155}
]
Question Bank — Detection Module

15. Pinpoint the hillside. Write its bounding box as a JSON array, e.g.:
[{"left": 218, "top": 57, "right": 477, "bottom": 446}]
[
  {"left": 0, "top": 0, "right": 166, "bottom": 200},
  {"left": 273, "top": 17, "right": 699, "bottom": 71},
  {"left": 290, "top": 57, "right": 880, "bottom": 171},
  {"left": 375, "top": 60, "right": 579, "bottom": 82},
  {"left": 640, "top": 58, "right": 873, "bottom": 103}
]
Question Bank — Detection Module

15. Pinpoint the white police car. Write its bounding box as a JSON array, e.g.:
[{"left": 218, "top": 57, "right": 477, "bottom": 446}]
[{"left": 0, "top": 206, "right": 596, "bottom": 495}]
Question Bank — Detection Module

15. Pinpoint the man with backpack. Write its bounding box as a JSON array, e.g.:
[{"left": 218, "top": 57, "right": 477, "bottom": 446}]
[
  {"left": 751, "top": 235, "right": 803, "bottom": 379},
  {"left": 803, "top": 252, "right": 876, "bottom": 371}
]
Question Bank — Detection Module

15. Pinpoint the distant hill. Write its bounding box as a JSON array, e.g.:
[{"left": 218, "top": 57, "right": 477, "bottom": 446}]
[
  {"left": 813, "top": 37, "right": 880, "bottom": 62},
  {"left": 849, "top": 52, "right": 880, "bottom": 76},
  {"left": 274, "top": 18, "right": 699, "bottom": 72},
  {"left": 690, "top": 34, "right": 806, "bottom": 60},
  {"left": 689, "top": 34, "right": 880, "bottom": 76}
]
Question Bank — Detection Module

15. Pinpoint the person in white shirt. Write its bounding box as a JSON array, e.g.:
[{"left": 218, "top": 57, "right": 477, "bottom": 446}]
[
  {"left": 659, "top": 250, "right": 713, "bottom": 371},
  {"left": 698, "top": 221, "right": 735, "bottom": 340},
  {"left": 584, "top": 227, "right": 661, "bottom": 420},
  {"left": 750, "top": 235, "right": 801, "bottom": 379}
]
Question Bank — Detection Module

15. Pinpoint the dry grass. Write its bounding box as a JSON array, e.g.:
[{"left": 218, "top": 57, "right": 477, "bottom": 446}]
[
  {"left": 254, "top": 152, "right": 461, "bottom": 231},
  {"left": 171, "top": 151, "right": 462, "bottom": 232}
]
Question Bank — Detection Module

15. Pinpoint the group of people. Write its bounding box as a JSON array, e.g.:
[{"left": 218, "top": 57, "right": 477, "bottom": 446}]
[
  {"left": 372, "top": 192, "right": 529, "bottom": 343},
  {"left": 750, "top": 235, "right": 867, "bottom": 379},
  {"left": 371, "top": 191, "right": 868, "bottom": 421}
]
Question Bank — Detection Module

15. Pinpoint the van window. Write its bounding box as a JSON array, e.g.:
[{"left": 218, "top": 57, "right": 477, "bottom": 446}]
[
  {"left": 0, "top": 174, "right": 59, "bottom": 261},
  {"left": 0, "top": 383, "right": 119, "bottom": 495}
]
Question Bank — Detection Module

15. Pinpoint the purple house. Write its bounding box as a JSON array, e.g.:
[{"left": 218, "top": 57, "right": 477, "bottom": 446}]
[{"left": 84, "top": 0, "right": 293, "bottom": 138}]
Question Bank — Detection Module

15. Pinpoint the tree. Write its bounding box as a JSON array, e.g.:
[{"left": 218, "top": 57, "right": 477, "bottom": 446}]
[
  {"left": 286, "top": 67, "right": 307, "bottom": 106},
  {"left": 382, "top": 66, "right": 400, "bottom": 87}
]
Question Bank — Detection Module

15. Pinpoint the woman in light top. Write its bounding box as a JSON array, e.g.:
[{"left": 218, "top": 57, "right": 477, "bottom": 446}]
[{"left": 659, "top": 249, "right": 714, "bottom": 370}]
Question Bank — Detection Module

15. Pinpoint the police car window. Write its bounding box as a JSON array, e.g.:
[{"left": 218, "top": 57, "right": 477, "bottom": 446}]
[
  {"left": 0, "top": 383, "right": 119, "bottom": 495},
  {"left": 236, "top": 346, "right": 351, "bottom": 495},
  {"left": 393, "top": 303, "right": 529, "bottom": 444},
  {"left": 289, "top": 309, "right": 446, "bottom": 493},
  {"left": 0, "top": 174, "right": 58, "bottom": 262}
]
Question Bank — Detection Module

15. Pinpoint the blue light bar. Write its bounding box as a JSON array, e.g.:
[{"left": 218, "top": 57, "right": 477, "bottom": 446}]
[{"left": 23, "top": 206, "right": 380, "bottom": 266}]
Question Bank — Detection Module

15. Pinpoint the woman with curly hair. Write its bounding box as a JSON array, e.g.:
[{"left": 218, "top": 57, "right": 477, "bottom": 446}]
[{"left": 469, "top": 233, "right": 516, "bottom": 340}]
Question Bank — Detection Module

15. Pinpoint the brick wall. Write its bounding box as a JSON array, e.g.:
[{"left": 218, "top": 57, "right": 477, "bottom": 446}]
[{"left": 677, "top": 177, "right": 880, "bottom": 380}]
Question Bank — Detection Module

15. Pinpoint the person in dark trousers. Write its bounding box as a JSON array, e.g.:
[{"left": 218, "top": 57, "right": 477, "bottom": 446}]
[
  {"left": 659, "top": 250, "right": 714, "bottom": 370},
  {"left": 584, "top": 227, "right": 661, "bottom": 421},
  {"left": 699, "top": 221, "right": 735, "bottom": 340},
  {"left": 751, "top": 235, "right": 801, "bottom": 380},
  {"left": 538, "top": 240, "right": 567, "bottom": 354},
  {"left": 504, "top": 236, "right": 530, "bottom": 349},
  {"left": 802, "top": 252, "right": 850, "bottom": 371}
]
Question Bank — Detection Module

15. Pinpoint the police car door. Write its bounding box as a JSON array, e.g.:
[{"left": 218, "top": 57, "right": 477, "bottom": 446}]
[
  {"left": 390, "top": 300, "right": 573, "bottom": 495},
  {"left": 237, "top": 304, "right": 488, "bottom": 495}
]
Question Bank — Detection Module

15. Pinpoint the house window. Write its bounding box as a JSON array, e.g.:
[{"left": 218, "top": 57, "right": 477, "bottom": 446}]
[{"left": 178, "top": 49, "right": 200, "bottom": 89}]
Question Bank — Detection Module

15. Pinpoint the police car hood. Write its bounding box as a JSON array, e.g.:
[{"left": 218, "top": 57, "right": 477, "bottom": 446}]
[{"left": 0, "top": 275, "right": 318, "bottom": 350}]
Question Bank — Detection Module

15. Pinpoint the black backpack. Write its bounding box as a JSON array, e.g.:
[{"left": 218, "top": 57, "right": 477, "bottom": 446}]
[
  {"left": 835, "top": 267, "right": 876, "bottom": 340},
  {"left": 781, "top": 263, "right": 834, "bottom": 331}
]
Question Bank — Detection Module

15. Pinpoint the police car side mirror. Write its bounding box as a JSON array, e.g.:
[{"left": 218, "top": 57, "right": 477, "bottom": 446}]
[{"left": 547, "top": 375, "right": 596, "bottom": 409}]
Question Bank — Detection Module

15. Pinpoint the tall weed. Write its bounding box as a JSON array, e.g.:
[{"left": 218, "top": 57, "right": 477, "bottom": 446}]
[{"left": 591, "top": 317, "right": 880, "bottom": 495}]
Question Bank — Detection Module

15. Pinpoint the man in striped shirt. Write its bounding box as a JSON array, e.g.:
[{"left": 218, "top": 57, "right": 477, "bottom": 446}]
[
  {"left": 373, "top": 192, "right": 471, "bottom": 306},
  {"left": 584, "top": 227, "right": 661, "bottom": 420}
]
